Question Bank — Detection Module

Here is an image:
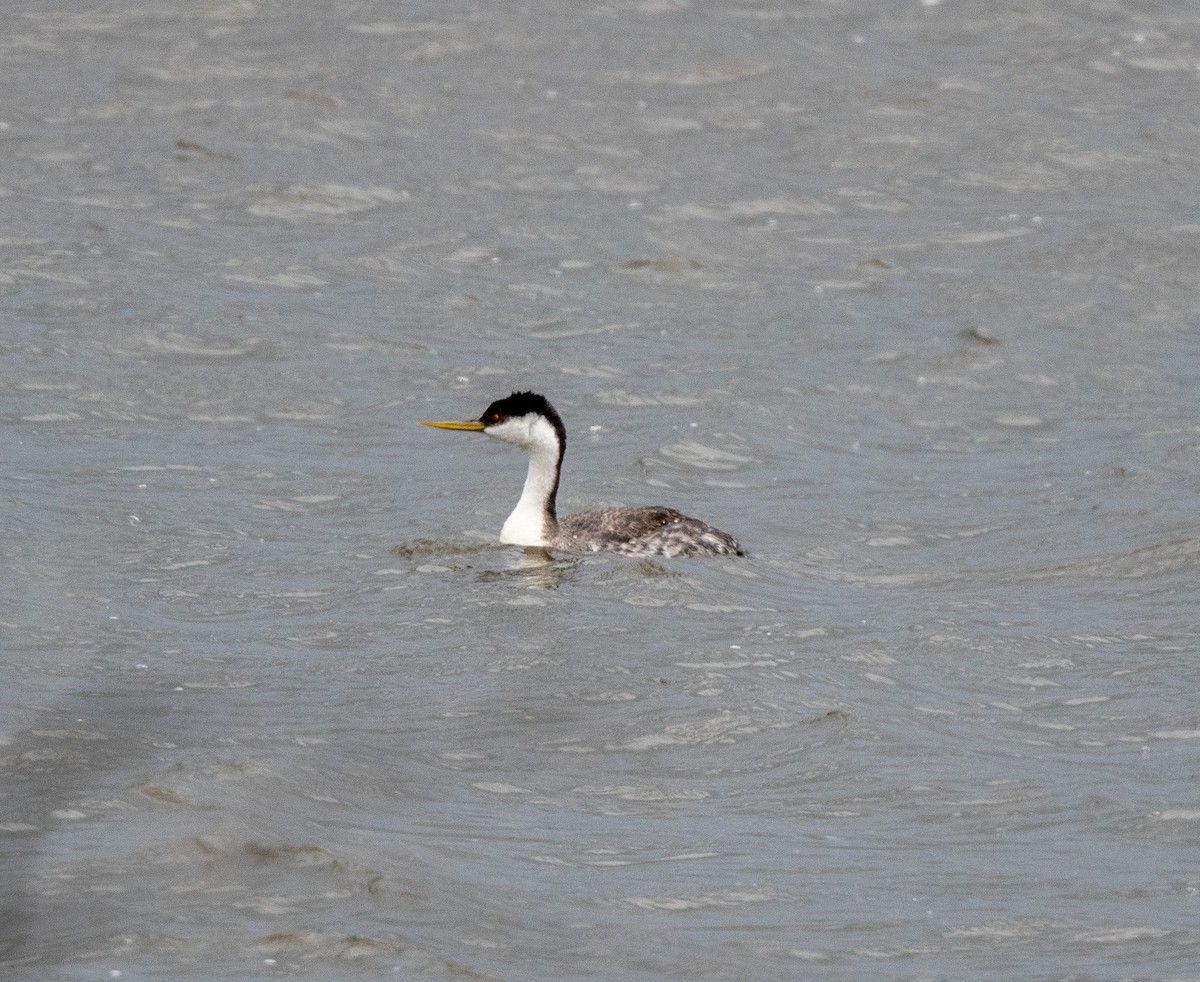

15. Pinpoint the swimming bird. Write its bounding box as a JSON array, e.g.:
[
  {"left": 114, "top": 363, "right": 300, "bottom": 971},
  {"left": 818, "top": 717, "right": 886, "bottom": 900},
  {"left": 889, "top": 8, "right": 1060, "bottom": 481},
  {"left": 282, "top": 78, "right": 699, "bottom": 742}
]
[{"left": 420, "top": 391, "right": 743, "bottom": 557}]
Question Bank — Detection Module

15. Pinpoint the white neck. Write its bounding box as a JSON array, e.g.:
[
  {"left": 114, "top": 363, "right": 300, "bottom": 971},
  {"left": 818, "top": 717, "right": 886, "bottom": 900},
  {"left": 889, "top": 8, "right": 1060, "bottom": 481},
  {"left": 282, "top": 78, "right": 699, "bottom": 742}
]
[{"left": 495, "top": 416, "right": 562, "bottom": 546}]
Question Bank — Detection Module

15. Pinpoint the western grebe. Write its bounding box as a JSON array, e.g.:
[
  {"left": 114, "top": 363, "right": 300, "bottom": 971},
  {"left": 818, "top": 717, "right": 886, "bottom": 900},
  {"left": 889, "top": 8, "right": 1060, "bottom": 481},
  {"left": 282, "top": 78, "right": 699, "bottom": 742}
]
[{"left": 420, "top": 391, "right": 743, "bottom": 558}]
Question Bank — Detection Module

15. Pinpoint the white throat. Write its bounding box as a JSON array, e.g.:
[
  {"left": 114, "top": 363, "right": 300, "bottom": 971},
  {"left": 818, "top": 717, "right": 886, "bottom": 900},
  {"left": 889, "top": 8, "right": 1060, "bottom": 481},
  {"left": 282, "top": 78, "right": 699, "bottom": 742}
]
[{"left": 492, "top": 415, "right": 561, "bottom": 547}]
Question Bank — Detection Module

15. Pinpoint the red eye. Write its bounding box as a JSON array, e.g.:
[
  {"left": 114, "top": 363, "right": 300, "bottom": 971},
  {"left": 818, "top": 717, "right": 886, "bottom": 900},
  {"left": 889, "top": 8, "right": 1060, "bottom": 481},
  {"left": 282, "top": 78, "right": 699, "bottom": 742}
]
[{"left": 490, "top": 413, "right": 501, "bottom": 424}]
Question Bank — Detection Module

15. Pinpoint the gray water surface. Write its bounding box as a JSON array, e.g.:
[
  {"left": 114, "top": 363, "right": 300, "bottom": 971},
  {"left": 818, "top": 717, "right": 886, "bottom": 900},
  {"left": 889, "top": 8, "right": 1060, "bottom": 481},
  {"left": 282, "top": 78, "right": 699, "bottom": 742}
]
[{"left": 3, "top": 2, "right": 1199, "bottom": 980}]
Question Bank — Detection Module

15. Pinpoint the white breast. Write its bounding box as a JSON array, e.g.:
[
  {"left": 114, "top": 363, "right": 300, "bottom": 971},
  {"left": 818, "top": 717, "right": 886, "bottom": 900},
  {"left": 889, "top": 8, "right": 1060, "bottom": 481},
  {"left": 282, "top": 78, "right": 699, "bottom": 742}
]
[{"left": 491, "top": 414, "right": 561, "bottom": 547}]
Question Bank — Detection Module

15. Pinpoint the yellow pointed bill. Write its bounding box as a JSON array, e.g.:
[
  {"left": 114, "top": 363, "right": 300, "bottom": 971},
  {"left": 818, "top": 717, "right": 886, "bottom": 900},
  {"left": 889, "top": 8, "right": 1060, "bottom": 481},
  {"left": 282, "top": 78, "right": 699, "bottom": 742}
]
[{"left": 419, "top": 419, "right": 486, "bottom": 431}]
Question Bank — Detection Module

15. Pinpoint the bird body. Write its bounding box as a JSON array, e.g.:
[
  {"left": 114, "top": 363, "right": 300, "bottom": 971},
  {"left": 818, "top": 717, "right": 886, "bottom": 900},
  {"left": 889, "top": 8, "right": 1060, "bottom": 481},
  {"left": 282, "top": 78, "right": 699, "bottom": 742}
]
[{"left": 421, "top": 391, "right": 742, "bottom": 558}]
